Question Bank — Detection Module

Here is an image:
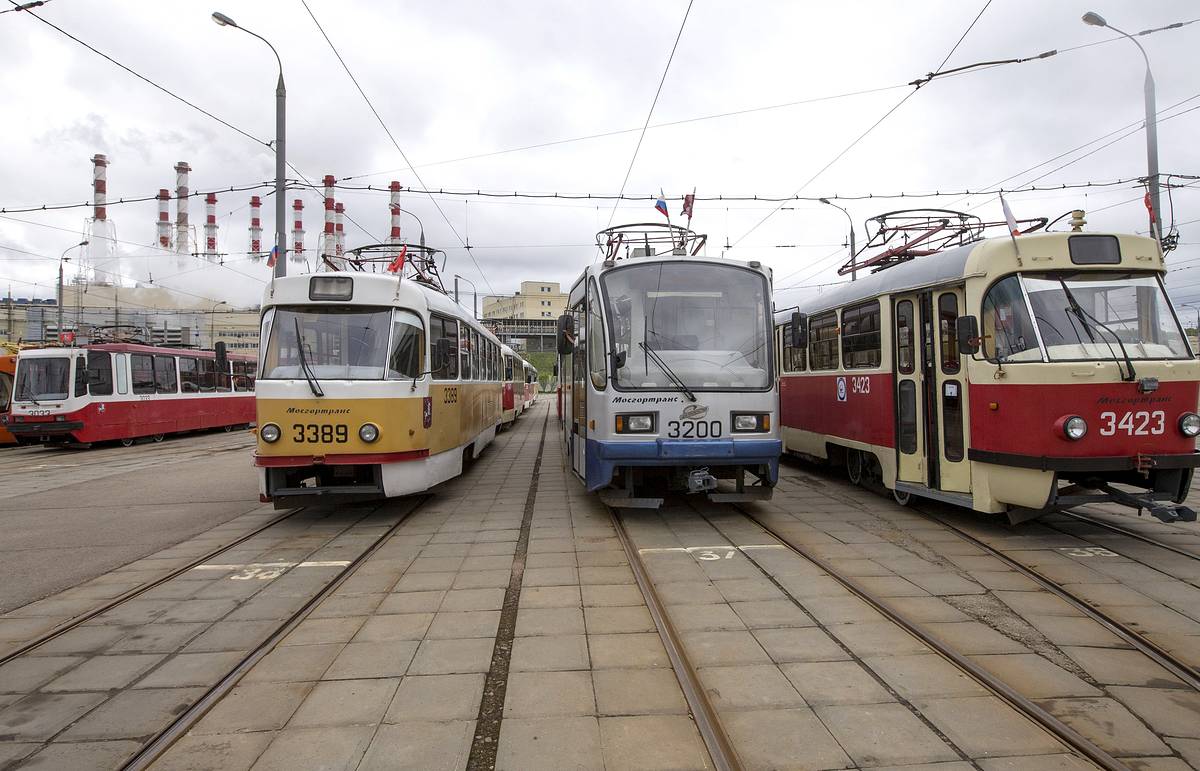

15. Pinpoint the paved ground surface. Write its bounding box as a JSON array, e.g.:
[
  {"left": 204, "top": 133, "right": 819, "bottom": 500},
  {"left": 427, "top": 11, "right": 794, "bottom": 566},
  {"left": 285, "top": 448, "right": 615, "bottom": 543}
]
[
  {"left": 0, "top": 431, "right": 261, "bottom": 612},
  {"left": 1, "top": 403, "right": 1199, "bottom": 769}
]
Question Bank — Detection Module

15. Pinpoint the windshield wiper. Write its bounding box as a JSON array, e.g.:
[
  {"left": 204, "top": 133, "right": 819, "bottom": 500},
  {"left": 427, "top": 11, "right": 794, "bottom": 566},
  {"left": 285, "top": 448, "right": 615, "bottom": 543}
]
[
  {"left": 294, "top": 318, "right": 325, "bottom": 397},
  {"left": 639, "top": 340, "right": 696, "bottom": 402},
  {"left": 1058, "top": 279, "right": 1136, "bottom": 381}
]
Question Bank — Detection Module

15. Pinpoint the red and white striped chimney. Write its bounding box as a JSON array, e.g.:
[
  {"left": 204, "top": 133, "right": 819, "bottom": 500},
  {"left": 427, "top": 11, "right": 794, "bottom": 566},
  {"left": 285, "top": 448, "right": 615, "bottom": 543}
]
[
  {"left": 292, "top": 198, "right": 305, "bottom": 263},
  {"left": 388, "top": 181, "right": 402, "bottom": 245},
  {"left": 204, "top": 193, "right": 218, "bottom": 261},
  {"left": 157, "top": 189, "right": 171, "bottom": 249},
  {"left": 334, "top": 202, "right": 345, "bottom": 259},
  {"left": 174, "top": 161, "right": 191, "bottom": 256},
  {"left": 249, "top": 195, "right": 263, "bottom": 259},
  {"left": 322, "top": 175, "right": 336, "bottom": 261},
  {"left": 91, "top": 154, "right": 108, "bottom": 222}
]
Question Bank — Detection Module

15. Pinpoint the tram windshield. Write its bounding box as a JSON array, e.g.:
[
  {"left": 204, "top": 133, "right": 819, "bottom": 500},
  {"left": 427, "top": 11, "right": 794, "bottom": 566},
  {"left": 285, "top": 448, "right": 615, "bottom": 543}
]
[
  {"left": 14, "top": 356, "right": 71, "bottom": 402},
  {"left": 261, "top": 306, "right": 424, "bottom": 380},
  {"left": 982, "top": 272, "right": 1190, "bottom": 362},
  {"left": 601, "top": 261, "right": 772, "bottom": 390}
]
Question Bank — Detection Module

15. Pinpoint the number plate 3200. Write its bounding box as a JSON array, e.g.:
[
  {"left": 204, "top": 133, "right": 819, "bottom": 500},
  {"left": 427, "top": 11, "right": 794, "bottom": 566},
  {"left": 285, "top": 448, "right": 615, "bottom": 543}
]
[
  {"left": 666, "top": 420, "right": 722, "bottom": 439},
  {"left": 292, "top": 424, "right": 349, "bottom": 443}
]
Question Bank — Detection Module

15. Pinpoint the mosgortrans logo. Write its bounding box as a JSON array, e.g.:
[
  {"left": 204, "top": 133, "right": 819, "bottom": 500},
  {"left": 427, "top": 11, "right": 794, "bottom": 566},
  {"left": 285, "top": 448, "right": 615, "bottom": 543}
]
[{"left": 286, "top": 407, "right": 352, "bottom": 415}]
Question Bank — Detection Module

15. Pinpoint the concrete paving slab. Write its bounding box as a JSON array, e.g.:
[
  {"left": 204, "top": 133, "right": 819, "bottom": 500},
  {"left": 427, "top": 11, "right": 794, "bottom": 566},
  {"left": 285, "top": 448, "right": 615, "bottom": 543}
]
[
  {"left": 1060, "top": 646, "right": 1182, "bottom": 688},
  {"left": 59, "top": 686, "right": 204, "bottom": 741},
  {"left": 519, "top": 585, "right": 583, "bottom": 609},
  {"left": 976, "top": 755, "right": 1096, "bottom": 770},
  {"left": 496, "top": 716, "right": 603, "bottom": 771},
  {"left": 323, "top": 640, "right": 418, "bottom": 680},
  {"left": 192, "top": 682, "right": 312, "bottom": 734},
  {"left": 241, "top": 643, "right": 341, "bottom": 684},
  {"left": 0, "top": 741, "right": 36, "bottom": 767},
  {"left": 30, "top": 625, "right": 127, "bottom": 656},
  {"left": 250, "top": 725, "right": 373, "bottom": 771},
  {"left": 587, "top": 632, "right": 670, "bottom": 669},
  {"left": 280, "top": 616, "right": 367, "bottom": 647},
  {"left": 815, "top": 703, "right": 960, "bottom": 766},
  {"left": 923, "top": 621, "right": 1027, "bottom": 654},
  {"left": 17, "top": 738, "right": 142, "bottom": 769},
  {"left": 0, "top": 691, "right": 106, "bottom": 740},
  {"left": 516, "top": 606, "right": 585, "bottom": 637},
  {"left": 993, "top": 590, "right": 1082, "bottom": 618},
  {"left": 1166, "top": 737, "right": 1200, "bottom": 768},
  {"left": 752, "top": 626, "right": 851, "bottom": 664},
  {"left": 359, "top": 720, "right": 475, "bottom": 771},
  {"left": 580, "top": 584, "right": 643, "bottom": 607},
  {"left": 594, "top": 668, "right": 688, "bottom": 715},
  {"left": 969, "top": 571, "right": 1042, "bottom": 592},
  {"left": 967, "top": 653, "right": 1101, "bottom": 698},
  {"left": 182, "top": 620, "right": 276, "bottom": 653},
  {"left": 918, "top": 695, "right": 1065, "bottom": 758},
  {"left": 439, "top": 587, "right": 506, "bottom": 612},
  {"left": 1107, "top": 685, "right": 1200, "bottom": 739},
  {"left": 134, "top": 650, "right": 245, "bottom": 689},
  {"left": 722, "top": 707, "right": 852, "bottom": 770},
  {"left": 729, "top": 599, "right": 815, "bottom": 629},
  {"left": 828, "top": 621, "right": 930, "bottom": 657},
  {"left": 0, "top": 655, "right": 83, "bottom": 693},
  {"left": 426, "top": 609, "right": 502, "bottom": 640},
  {"left": 798, "top": 594, "right": 887, "bottom": 625},
  {"left": 376, "top": 590, "right": 446, "bottom": 614},
  {"left": 884, "top": 596, "right": 972, "bottom": 623},
  {"left": 408, "top": 637, "right": 495, "bottom": 675},
  {"left": 699, "top": 663, "right": 807, "bottom": 710},
  {"left": 682, "top": 629, "right": 772, "bottom": 666},
  {"left": 287, "top": 677, "right": 399, "bottom": 728},
  {"left": 669, "top": 603, "right": 747, "bottom": 632},
  {"left": 352, "top": 613, "right": 433, "bottom": 643},
  {"left": 1022, "top": 615, "right": 1128, "bottom": 648},
  {"left": 781, "top": 660, "right": 893, "bottom": 706},
  {"left": 386, "top": 673, "right": 485, "bottom": 722},
  {"left": 865, "top": 654, "right": 988, "bottom": 700},
  {"left": 1038, "top": 697, "right": 1171, "bottom": 756},
  {"left": 42, "top": 652, "right": 163, "bottom": 692},
  {"left": 503, "top": 670, "right": 595, "bottom": 718},
  {"left": 598, "top": 714, "right": 711, "bottom": 771},
  {"left": 152, "top": 731, "right": 275, "bottom": 771},
  {"left": 511, "top": 634, "right": 590, "bottom": 672},
  {"left": 583, "top": 605, "right": 655, "bottom": 634}
]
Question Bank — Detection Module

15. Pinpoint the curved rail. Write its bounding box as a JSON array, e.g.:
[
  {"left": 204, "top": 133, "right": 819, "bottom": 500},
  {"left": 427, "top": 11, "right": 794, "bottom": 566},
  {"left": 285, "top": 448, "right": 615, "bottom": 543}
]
[
  {"left": 0, "top": 506, "right": 306, "bottom": 666},
  {"left": 608, "top": 507, "right": 744, "bottom": 771}
]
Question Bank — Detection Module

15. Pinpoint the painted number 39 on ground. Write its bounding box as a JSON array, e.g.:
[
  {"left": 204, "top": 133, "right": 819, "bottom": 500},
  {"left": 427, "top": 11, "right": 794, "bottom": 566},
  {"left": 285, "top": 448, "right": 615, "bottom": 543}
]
[{"left": 1098, "top": 410, "right": 1165, "bottom": 436}]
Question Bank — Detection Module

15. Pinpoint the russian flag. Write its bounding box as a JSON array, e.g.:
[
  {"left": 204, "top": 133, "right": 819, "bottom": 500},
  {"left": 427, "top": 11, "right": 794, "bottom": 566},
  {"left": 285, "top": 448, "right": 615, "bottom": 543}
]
[
  {"left": 266, "top": 245, "right": 278, "bottom": 268},
  {"left": 654, "top": 197, "right": 669, "bottom": 218}
]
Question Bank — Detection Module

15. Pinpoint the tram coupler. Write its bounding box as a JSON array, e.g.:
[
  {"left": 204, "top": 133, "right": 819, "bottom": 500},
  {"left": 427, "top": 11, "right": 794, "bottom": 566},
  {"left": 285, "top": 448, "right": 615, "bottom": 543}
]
[
  {"left": 1096, "top": 482, "right": 1197, "bottom": 523},
  {"left": 687, "top": 468, "right": 718, "bottom": 494}
]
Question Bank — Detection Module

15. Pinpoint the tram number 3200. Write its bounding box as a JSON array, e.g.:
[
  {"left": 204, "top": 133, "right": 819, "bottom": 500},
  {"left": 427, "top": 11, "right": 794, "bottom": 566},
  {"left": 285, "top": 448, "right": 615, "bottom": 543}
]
[
  {"left": 292, "top": 423, "right": 349, "bottom": 443},
  {"left": 1098, "top": 410, "right": 1165, "bottom": 436},
  {"left": 666, "top": 420, "right": 722, "bottom": 438}
]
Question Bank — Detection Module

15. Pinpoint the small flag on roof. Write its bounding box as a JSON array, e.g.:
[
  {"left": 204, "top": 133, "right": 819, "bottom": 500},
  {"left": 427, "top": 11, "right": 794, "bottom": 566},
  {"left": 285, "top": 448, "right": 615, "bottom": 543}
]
[
  {"left": 681, "top": 192, "right": 695, "bottom": 221},
  {"left": 266, "top": 244, "right": 278, "bottom": 268},
  {"left": 654, "top": 196, "right": 669, "bottom": 218},
  {"left": 1144, "top": 191, "right": 1156, "bottom": 223},
  {"left": 1000, "top": 194, "right": 1020, "bottom": 237},
  {"left": 387, "top": 244, "right": 407, "bottom": 274}
]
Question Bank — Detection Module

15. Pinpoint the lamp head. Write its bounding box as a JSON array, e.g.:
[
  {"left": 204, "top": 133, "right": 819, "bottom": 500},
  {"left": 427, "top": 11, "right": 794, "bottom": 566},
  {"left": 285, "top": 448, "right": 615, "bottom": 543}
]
[
  {"left": 1081, "top": 11, "right": 1107, "bottom": 27},
  {"left": 211, "top": 11, "right": 237, "bottom": 27}
]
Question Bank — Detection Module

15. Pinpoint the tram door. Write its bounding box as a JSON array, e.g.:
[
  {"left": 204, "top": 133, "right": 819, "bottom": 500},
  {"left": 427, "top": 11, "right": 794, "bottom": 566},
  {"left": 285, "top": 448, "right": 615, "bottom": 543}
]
[
  {"left": 893, "top": 293, "right": 936, "bottom": 488},
  {"left": 932, "top": 288, "right": 970, "bottom": 493},
  {"left": 569, "top": 300, "right": 587, "bottom": 479}
]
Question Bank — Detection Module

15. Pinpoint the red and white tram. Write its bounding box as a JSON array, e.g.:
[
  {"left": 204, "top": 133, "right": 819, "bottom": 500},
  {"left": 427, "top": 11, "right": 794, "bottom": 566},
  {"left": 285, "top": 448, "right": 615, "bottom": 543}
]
[
  {"left": 777, "top": 221, "right": 1199, "bottom": 523},
  {"left": 522, "top": 360, "right": 538, "bottom": 409},
  {"left": 501, "top": 343, "right": 525, "bottom": 427},
  {"left": 7, "top": 343, "right": 256, "bottom": 446}
]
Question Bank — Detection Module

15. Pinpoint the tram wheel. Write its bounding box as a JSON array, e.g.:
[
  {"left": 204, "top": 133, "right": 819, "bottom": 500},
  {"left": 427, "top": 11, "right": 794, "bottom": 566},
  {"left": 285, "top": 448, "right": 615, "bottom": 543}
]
[
  {"left": 120, "top": 438, "right": 135, "bottom": 447},
  {"left": 846, "top": 450, "right": 864, "bottom": 485},
  {"left": 892, "top": 488, "right": 912, "bottom": 506},
  {"left": 152, "top": 434, "right": 165, "bottom": 443}
]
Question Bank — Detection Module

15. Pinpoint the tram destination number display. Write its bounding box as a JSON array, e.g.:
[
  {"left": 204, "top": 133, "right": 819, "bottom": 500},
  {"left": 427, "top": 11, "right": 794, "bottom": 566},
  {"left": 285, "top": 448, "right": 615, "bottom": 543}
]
[{"left": 292, "top": 423, "right": 349, "bottom": 443}]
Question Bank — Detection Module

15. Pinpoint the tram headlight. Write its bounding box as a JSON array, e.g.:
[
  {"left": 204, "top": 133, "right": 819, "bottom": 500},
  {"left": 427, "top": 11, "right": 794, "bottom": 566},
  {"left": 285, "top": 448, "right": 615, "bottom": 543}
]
[
  {"left": 1179, "top": 413, "right": 1200, "bottom": 437},
  {"left": 359, "top": 423, "right": 380, "bottom": 443},
  {"left": 1062, "top": 416, "right": 1087, "bottom": 441},
  {"left": 260, "top": 423, "right": 281, "bottom": 443},
  {"left": 732, "top": 413, "right": 770, "bottom": 432},
  {"left": 615, "top": 413, "right": 655, "bottom": 433}
]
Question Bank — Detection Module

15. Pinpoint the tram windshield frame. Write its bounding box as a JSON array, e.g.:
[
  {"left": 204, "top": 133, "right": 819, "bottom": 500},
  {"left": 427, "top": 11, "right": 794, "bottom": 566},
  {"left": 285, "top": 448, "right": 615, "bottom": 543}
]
[
  {"left": 981, "top": 270, "right": 1191, "bottom": 363},
  {"left": 599, "top": 260, "right": 773, "bottom": 392},
  {"left": 14, "top": 355, "right": 72, "bottom": 402},
  {"left": 260, "top": 305, "right": 425, "bottom": 381}
]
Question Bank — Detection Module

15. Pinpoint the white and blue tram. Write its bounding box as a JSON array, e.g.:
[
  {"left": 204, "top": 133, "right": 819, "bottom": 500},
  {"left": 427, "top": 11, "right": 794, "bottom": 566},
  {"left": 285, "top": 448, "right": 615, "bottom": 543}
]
[{"left": 557, "top": 223, "right": 780, "bottom": 507}]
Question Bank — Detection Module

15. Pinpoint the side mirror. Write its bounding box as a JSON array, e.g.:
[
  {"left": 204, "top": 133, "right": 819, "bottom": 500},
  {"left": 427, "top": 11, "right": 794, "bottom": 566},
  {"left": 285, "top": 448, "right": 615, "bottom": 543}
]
[
  {"left": 214, "top": 341, "right": 228, "bottom": 373},
  {"left": 613, "top": 350, "right": 627, "bottom": 371},
  {"left": 790, "top": 311, "right": 808, "bottom": 349},
  {"left": 557, "top": 313, "right": 575, "bottom": 355},
  {"left": 433, "top": 338, "right": 452, "bottom": 371},
  {"left": 956, "top": 315, "right": 980, "bottom": 355}
]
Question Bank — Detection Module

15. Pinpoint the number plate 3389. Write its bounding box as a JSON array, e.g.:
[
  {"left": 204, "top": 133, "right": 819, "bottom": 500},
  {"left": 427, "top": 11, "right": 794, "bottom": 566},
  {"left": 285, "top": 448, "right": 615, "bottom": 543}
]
[{"left": 292, "top": 423, "right": 349, "bottom": 443}]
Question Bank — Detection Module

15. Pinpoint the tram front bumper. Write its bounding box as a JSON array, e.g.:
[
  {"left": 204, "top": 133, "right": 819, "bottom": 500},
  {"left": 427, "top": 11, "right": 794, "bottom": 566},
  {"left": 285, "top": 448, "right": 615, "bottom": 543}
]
[{"left": 585, "top": 438, "right": 782, "bottom": 492}]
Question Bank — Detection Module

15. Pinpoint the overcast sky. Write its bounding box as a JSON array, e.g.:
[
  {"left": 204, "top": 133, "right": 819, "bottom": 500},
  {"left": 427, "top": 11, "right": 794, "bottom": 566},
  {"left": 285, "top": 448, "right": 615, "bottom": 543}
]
[{"left": 1, "top": 0, "right": 1198, "bottom": 312}]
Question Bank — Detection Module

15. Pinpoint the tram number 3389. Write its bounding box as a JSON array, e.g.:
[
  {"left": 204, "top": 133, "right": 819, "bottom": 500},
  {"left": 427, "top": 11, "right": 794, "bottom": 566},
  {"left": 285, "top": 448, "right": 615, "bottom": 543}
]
[
  {"left": 666, "top": 420, "right": 722, "bottom": 438},
  {"left": 292, "top": 424, "right": 349, "bottom": 443},
  {"left": 1098, "top": 410, "right": 1165, "bottom": 436}
]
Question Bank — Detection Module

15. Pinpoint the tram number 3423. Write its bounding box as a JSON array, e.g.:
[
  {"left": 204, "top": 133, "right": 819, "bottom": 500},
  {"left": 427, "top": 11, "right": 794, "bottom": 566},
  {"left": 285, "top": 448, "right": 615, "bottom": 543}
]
[
  {"left": 666, "top": 420, "right": 722, "bottom": 438},
  {"left": 292, "top": 424, "right": 349, "bottom": 443},
  {"left": 1098, "top": 410, "right": 1165, "bottom": 436}
]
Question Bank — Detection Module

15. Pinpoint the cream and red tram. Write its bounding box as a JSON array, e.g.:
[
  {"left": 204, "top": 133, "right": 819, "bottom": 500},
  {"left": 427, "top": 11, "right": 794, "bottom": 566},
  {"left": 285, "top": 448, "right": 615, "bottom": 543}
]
[
  {"left": 522, "top": 359, "right": 538, "bottom": 409},
  {"left": 777, "top": 212, "right": 1199, "bottom": 523},
  {"left": 254, "top": 244, "right": 503, "bottom": 505},
  {"left": 558, "top": 223, "right": 780, "bottom": 507},
  {"left": 500, "top": 343, "right": 524, "bottom": 427}
]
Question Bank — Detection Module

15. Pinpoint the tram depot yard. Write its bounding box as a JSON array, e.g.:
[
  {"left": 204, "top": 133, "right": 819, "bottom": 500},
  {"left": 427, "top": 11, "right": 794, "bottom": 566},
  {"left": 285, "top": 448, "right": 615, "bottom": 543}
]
[{"left": 0, "top": 401, "right": 1198, "bottom": 770}]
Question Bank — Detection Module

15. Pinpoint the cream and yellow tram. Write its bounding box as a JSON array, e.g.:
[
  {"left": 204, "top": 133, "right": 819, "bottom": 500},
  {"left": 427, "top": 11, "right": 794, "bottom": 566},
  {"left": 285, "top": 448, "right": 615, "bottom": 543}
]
[
  {"left": 254, "top": 248, "right": 502, "bottom": 505},
  {"left": 777, "top": 213, "right": 1200, "bottom": 523}
]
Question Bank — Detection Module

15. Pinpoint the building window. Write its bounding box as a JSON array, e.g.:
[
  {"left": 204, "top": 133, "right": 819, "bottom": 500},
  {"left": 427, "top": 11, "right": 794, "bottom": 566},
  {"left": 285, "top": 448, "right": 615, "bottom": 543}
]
[
  {"left": 809, "top": 311, "right": 839, "bottom": 370},
  {"left": 841, "top": 300, "right": 881, "bottom": 369}
]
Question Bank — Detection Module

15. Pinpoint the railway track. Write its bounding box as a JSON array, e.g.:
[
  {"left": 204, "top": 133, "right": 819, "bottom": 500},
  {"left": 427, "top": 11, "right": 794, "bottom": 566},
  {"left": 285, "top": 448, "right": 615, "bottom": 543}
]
[{"left": 0, "top": 506, "right": 307, "bottom": 666}]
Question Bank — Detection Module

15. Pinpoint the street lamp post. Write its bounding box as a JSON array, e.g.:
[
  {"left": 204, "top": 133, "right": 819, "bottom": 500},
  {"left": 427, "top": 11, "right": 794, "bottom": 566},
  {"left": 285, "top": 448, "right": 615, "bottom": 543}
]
[
  {"left": 819, "top": 198, "right": 857, "bottom": 281},
  {"left": 453, "top": 275, "right": 478, "bottom": 319},
  {"left": 213, "top": 11, "right": 287, "bottom": 278},
  {"left": 1082, "top": 11, "right": 1161, "bottom": 246},
  {"left": 57, "top": 240, "right": 87, "bottom": 343},
  {"left": 209, "top": 300, "right": 227, "bottom": 348}
]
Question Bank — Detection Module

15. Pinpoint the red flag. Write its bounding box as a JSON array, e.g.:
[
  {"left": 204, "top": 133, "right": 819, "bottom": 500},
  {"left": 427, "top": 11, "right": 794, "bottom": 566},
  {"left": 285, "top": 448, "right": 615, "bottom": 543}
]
[
  {"left": 1144, "top": 191, "right": 1156, "bottom": 223},
  {"left": 681, "top": 193, "right": 695, "bottom": 220},
  {"left": 387, "top": 244, "right": 407, "bottom": 274},
  {"left": 1000, "top": 194, "right": 1020, "bottom": 237}
]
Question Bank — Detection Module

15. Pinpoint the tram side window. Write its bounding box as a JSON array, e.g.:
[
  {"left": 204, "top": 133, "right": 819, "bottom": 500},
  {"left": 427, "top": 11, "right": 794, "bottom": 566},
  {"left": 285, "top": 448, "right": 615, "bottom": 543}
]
[
  {"left": 505, "top": 356, "right": 514, "bottom": 381},
  {"left": 943, "top": 380, "right": 964, "bottom": 462},
  {"left": 86, "top": 352, "right": 113, "bottom": 396},
  {"left": 896, "top": 300, "right": 914, "bottom": 375},
  {"left": 216, "top": 359, "right": 232, "bottom": 392},
  {"left": 199, "top": 358, "right": 217, "bottom": 392},
  {"left": 179, "top": 358, "right": 201, "bottom": 393},
  {"left": 781, "top": 323, "right": 807, "bottom": 372},
  {"left": 115, "top": 354, "right": 128, "bottom": 395},
  {"left": 154, "top": 356, "right": 178, "bottom": 394},
  {"left": 842, "top": 301, "right": 881, "bottom": 369},
  {"left": 587, "top": 280, "right": 606, "bottom": 389},
  {"left": 430, "top": 315, "right": 459, "bottom": 380},
  {"left": 898, "top": 380, "right": 918, "bottom": 454},
  {"left": 131, "top": 354, "right": 155, "bottom": 395},
  {"left": 387, "top": 310, "right": 424, "bottom": 380},
  {"left": 809, "top": 311, "right": 839, "bottom": 370},
  {"left": 939, "top": 293, "right": 960, "bottom": 374},
  {"left": 460, "top": 326, "right": 472, "bottom": 380},
  {"left": 982, "top": 276, "right": 1037, "bottom": 361},
  {"left": 74, "top": 357, "right": 88, "bottom": 397}
]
